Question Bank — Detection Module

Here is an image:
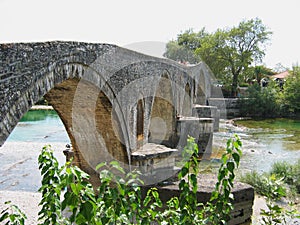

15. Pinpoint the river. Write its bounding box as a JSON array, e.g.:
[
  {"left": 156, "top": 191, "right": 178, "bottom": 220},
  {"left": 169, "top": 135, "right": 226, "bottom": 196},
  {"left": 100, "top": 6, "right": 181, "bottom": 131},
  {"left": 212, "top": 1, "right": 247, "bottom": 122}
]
[
  {"left": 0, "top": 109, "right": 69, "bottom": 192},
  {"left": 214, "top": 118, "right": 300, "bottom": 174},
  {"left": 1, "top": 110, "right": 300, "bottom": 192}
]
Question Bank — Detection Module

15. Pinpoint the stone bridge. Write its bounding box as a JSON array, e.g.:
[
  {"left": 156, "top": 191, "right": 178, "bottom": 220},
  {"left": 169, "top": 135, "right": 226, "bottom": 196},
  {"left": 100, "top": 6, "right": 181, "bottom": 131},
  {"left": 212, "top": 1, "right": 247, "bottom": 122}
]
[
  {"left": 0, "top": 42, "right": 256, "bottom": 224},
  {"left": 0, "top": 41, "right": 220, "bottom": 185}
]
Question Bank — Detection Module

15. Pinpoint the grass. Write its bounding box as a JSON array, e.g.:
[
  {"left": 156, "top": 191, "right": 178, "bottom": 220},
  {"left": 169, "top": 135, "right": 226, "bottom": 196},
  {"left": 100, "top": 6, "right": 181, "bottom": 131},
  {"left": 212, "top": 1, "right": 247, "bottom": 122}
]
[
  {"left": 239, "top": 159, "right": 300, "bottom": 200},
  {"left": 270, "top": 160, "right": 300, "bottom": 193}
]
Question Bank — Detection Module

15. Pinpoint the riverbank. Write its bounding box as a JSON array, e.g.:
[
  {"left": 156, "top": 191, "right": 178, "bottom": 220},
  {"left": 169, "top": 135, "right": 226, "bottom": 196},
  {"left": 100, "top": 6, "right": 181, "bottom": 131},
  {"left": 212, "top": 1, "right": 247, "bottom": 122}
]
[
  {"left": 0, "top": 141, "right": 66, "bottom": 224},
  {"left": 0, "top": 141, "right": 66, "bottom": 192}
]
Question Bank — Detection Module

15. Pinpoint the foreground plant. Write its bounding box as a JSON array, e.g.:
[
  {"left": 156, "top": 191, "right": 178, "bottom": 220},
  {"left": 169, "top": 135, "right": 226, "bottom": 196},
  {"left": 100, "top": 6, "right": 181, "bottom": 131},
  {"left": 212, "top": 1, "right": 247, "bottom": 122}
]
[
  {"left": 240, "top": 157, "right": 300, "bottom": 224},
  {"left": 1, "top": 135, "right": 244, "bottom": 224},
  {"left": 0, "top": 201, "right": 26, "bottom": 225},
  {"left": 260, "top": 202, "right": 300, "bottom": 225}
]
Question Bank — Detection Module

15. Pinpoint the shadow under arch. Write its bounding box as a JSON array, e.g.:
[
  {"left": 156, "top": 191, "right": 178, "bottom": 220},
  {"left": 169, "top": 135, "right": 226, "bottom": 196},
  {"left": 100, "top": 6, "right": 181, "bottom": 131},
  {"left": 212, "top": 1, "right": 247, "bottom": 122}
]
[
  {"left": 148, "top": 72, "right": 177, "bottom": 148},
  {"left": 43, "top": 64, "right": 132, "bottom": 174}
]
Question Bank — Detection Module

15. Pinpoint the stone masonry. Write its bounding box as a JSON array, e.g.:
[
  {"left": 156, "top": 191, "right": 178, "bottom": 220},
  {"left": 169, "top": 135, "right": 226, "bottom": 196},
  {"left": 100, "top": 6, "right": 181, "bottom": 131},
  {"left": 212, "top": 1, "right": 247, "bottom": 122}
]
[
  {"left": 0, "top": 41, "right": 253, "bottom": 224},
  {"left": 0, "top": 41, "right": 215, "bottom": 176}
]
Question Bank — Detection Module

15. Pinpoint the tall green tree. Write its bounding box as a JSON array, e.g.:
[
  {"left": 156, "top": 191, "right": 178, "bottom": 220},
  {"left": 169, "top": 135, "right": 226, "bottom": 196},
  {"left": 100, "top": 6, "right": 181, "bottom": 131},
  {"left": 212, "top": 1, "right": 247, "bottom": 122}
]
[
  {"left": 281, "top": 66, "right": 300, "bottom": 115},
  {"left": 163, "top": 29, "right": 204, "bottom": 64},
  {"left": 164, "top": 18, "right": 272, "bottom": 96}
]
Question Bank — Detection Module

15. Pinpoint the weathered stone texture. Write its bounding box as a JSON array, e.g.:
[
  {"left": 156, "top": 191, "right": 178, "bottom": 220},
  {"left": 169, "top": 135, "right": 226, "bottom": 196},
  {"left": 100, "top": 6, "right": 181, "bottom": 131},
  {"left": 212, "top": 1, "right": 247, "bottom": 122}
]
[
  {"left": 0, "top": 41, "right": 216, "bottom": 183},
  {"left": 0, "top": 41, "right": 254, "bottom": 223}
]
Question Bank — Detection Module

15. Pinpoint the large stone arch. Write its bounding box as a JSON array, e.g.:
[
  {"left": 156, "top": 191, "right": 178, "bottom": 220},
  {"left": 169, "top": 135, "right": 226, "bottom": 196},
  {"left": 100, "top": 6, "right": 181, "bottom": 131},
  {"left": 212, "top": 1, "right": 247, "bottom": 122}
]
[
  {"left": 44, "top": 76, "right": 129, "bottom": 175},
  {"left": 0, "top": 41, "right": 214, "bottom": 180},
  {"left": 0, "top": 60, "right": 131, "bottom": 181}
]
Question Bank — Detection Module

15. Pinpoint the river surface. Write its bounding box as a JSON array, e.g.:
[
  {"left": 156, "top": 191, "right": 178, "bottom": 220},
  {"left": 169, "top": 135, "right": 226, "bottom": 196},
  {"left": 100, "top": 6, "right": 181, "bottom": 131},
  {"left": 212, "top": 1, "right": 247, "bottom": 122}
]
[
  {"left": 7, "top": 110, "right": 70, "bottom": 143},
  {"left": 1, "top": 110, "right": 300, "bottom": 191},
  {"left": 214, "top": 118, "right": 300, "bottom": 174},
  {"left": 0, "top": 110, "right": 69, "bottom": 192}
]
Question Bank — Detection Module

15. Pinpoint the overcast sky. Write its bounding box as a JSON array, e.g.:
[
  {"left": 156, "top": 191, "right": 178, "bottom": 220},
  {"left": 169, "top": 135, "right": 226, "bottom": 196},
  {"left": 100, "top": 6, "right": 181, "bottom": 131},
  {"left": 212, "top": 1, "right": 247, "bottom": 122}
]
[{"left": 1, "top": 0, "right": 299, "bottom": 69}]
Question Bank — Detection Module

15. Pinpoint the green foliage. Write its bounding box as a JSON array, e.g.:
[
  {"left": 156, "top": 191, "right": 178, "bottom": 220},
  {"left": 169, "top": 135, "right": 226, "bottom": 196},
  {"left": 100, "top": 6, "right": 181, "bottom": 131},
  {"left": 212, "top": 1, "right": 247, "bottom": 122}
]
[
  {"left": 239, "top": 66, "right": 300, "bottom": 118},
  {"left": 281, "top": 67, "right": 300, "bottom": 115},
  {"left": 240, "top": 65, "right": 275, "bottom": 84},
  {"left": 240, "top": 171, "right": 286, "bottom": 200},
  {"left": 0, "top": 201, "right": 27, "bottom": 225},
  {"left": 0, "top": 135, "right": 243, "bottom": 224},
  {"left": 240, "top": 160, "right": 300, "bottom": 224},
  {"left": 270, "top": 160, "right": 300, "bottom": 194},
  {"left": 163, "top": 40, "right": 200, "bottom": 64},
  {"left": 260, "top": 202, "right": 300, "bottom": 225},
  {"left": 204, "top": 134, "right": 242, "bottom": 224},
  {"left": 237, "top": 66, "right": 300, "bottom": 118},
  {"left": 239, "top": 83, "right": 281, "bottom": 117},
  {"left": 164, "top": 18, "right": 272, "bottom": 96},
  {"left": 2, "top": 136, "right": 299, "bottom": 224}
]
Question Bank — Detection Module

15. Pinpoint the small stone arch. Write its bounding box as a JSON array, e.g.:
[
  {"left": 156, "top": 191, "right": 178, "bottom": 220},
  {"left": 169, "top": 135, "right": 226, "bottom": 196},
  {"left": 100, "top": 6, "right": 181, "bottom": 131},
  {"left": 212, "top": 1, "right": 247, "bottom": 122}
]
[
  {"left": 148, "top": 72, "right": 176, "bottom": 148},
  {"left": 136, "top": 98, "right": 145, "bottom": 149},
  {"left": 182, "top": 83, "right": 192, "bottom": 116}
]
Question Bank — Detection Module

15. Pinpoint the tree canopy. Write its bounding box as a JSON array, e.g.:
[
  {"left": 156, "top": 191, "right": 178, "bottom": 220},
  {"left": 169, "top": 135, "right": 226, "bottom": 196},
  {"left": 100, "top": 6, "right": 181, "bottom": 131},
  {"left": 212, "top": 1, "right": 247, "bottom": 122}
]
[{"left": 164, "top": 18, "right": 272, "bottom": 96}]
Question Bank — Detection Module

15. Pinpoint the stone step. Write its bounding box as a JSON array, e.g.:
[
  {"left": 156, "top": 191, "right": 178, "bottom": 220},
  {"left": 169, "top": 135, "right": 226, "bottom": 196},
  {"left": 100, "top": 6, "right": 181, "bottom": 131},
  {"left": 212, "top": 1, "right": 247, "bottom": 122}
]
[
  {"left": 131, "top": 143, "right": 179, "bottom": 185},
  {"left": 192, "top": 104, "right": 220, "bottom": 131}
]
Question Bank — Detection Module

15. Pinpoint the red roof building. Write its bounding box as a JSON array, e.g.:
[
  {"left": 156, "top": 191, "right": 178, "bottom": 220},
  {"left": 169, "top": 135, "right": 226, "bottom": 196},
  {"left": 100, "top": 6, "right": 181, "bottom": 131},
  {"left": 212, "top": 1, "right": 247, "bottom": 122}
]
[{"left": 270, "top": 71, "right": 290, "bottom": 79}]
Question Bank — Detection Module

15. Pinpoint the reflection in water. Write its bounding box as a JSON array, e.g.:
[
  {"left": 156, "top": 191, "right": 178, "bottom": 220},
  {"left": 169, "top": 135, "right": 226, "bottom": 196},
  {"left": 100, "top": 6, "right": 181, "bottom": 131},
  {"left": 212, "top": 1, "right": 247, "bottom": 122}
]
[{"left": 213, "top": 119, "right": 300, "bottom": 174}]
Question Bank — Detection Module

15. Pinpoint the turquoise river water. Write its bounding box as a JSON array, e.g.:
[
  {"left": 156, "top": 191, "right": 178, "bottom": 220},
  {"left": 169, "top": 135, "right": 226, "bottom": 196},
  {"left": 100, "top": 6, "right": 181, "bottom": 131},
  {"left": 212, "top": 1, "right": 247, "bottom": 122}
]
[
  {"left": 214, "top": 118, "right": 300, "bottom": 174},
  {"left": 1, "top": 110, "right": 300, "bottom": 192}
]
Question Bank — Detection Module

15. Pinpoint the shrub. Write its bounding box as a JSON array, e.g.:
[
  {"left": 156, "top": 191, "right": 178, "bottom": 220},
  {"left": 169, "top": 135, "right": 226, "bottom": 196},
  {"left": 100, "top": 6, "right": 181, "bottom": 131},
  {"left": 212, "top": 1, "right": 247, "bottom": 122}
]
[
  {"left": 240, "top": 171, "right": 286, "bottom": 200},
  {"left": 281, "top": 67, "right": 300, "bottom": 115},
  {"left": 0, "top": 201, "right": 26, "bottom": 225},
  {"left": 1, "top": 135, "right": 243, "bottom": 225},
  {"left": 270, "top": 160, "right": 300, "bottom": 194},
  {"left": 239, "top": 83, "right": 280, "bottom": 117}
]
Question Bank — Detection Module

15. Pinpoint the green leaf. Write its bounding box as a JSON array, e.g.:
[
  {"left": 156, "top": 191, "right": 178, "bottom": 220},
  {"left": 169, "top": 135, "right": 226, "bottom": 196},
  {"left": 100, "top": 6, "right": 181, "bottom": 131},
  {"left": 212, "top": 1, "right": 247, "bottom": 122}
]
[
  {"left": 232, "top": 153, "right": 240, "bottom": 164},
  {"left": 70, "top": 183, "right": 79, "bottom": 195},
  {"left": 96, "top": 162, "right": 106, "bottom": 171},
  {"left": 80, "top": 201, "right": 94, "bottom": 221},
  {"left": 179, "top": 167, "right": 189, "bottom": 179},
  {"left": 0, "top": 212, "right": 9, "bottom": 222},
  {"left": 227, "top": 162, "right": 235, "bottom": 173}
]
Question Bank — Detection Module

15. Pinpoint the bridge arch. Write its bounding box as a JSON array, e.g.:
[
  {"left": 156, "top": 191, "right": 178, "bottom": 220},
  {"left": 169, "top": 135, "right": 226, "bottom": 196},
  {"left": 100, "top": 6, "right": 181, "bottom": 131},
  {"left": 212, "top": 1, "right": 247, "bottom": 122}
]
[{"left": 0, "top": 42, "right": 214, "bottom": 185}]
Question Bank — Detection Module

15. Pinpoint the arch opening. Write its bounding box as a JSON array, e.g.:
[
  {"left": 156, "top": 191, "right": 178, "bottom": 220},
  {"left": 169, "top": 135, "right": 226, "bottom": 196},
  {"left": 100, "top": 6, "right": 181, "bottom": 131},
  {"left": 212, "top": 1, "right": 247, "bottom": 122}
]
[
  {"left": 136, "top": 99, "right": 144, "bottom": 149},
  {"left": 45, "top": 78, "right": 128, "bottom": 184},
  {"left": 149, "top": 73, "right": 176, "bottom": 148}
]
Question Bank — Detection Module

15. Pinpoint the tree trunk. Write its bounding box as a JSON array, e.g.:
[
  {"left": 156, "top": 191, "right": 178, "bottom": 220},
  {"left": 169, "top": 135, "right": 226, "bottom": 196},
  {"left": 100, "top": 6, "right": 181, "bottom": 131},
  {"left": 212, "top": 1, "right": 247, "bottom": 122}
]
[{"left": 231, "top": 73, "right": 238, "bottom": 97}]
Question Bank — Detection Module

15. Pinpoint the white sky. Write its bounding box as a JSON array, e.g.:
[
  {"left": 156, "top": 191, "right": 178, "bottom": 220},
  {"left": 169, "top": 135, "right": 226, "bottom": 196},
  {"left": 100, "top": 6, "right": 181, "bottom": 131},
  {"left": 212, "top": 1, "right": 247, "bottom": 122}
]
[{"left": 1, "top": 0, "right": 300, "bottom": 69}]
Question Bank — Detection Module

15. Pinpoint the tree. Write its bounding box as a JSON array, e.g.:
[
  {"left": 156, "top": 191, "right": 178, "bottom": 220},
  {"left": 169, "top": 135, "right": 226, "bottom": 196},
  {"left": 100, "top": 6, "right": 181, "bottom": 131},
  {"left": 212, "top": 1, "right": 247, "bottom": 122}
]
[
  {"left": 164, "top": 40, "right": 200, "bottom": 64},
  {"left": 164, "top": 18, "right": 272, "bottom": 96},
  {"left": 163, "top": 29, "right": 204, "bottom": 64},
  {"left": 281, "top": 66, "right": 300, "bottom": 115},
  {"left": 240, "top": 65, "right": 275, "bottom": 84}
]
